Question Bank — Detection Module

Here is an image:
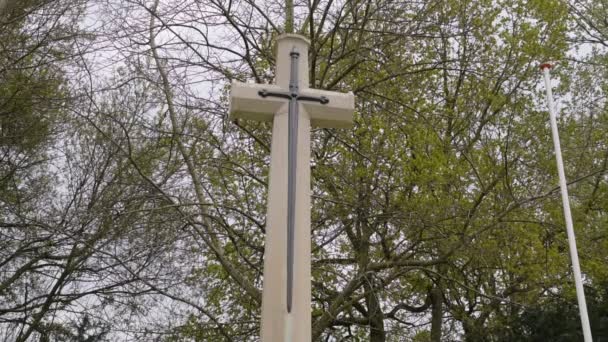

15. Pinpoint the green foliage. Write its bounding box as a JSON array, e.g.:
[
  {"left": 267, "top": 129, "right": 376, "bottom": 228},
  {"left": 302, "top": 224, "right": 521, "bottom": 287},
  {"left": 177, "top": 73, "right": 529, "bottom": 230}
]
[
  {"left": 0, "top": 0, "right": 66, "bottom": 201},
  {"left": 492, "top": 285, "right": 608, "bottom": 341},
  {"left": 0, "top": 62, "right": 61, "bottom": 150},
  {"left": 3, "top": 0, "right": 608, "bottom": 341}
]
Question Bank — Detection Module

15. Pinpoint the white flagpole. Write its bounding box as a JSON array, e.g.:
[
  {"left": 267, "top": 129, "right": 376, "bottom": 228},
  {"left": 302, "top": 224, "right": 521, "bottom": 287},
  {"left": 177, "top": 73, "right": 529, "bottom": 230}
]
[{"left": 540, "top": 63, "right": 592, "bottom": 342}]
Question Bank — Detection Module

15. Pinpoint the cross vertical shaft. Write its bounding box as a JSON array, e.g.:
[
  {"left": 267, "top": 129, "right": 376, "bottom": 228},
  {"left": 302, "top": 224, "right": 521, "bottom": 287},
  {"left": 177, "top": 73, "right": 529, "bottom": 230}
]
[
  {"left": 229, "top": 33, "right": 355, "bottom": 342},
  {"left": 259, "top": 47, "right": 331, "bottom": 316},
  {"left": 261, "top": 35, "right": 311, "bottom": 342}
]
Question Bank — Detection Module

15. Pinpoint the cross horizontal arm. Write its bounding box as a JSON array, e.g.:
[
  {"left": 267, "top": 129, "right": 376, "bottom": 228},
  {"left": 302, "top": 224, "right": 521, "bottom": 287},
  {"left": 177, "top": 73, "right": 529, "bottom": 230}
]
[
  {"left": 230, "top": 81, "right": 287, "bottom": 122},
  {"left": 299, "top": 89, "right": 355, "bottom": 128},
  {"left": 230, "top": 81, "right": 355, "bottom": 128}
]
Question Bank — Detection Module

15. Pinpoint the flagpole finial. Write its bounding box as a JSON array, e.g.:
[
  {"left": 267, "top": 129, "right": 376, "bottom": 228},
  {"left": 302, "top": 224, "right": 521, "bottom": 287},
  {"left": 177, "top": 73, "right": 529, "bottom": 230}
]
[{"left": 540, "top": 62, "right": 554, "bottom": 70}]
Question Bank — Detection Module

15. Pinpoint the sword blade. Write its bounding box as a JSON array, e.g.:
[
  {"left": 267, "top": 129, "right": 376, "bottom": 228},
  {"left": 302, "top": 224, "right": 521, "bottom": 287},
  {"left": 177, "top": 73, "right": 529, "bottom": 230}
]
[
  {"left": 287, "top": 97, "right": 297, "bottom": 314},
  {"left": 286, "top": 48, "right": 299, "bottom": 314}
]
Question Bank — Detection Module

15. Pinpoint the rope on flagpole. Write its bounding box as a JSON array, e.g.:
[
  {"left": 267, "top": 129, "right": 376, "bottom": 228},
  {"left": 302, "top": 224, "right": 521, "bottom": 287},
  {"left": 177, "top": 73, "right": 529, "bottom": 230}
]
[{"left": 540, "top": 62, "right": 593, "bottom": 342}]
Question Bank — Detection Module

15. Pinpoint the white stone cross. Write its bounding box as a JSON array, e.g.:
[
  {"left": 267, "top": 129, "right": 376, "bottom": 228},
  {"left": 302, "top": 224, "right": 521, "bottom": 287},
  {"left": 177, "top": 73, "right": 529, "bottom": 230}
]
[{"left": 229, "top": 34, "right": 354, "bottom": 341}]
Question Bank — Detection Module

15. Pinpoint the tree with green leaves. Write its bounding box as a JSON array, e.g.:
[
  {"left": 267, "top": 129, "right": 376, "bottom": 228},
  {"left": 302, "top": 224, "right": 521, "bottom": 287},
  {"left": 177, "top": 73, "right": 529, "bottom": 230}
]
[{"left": 2, "top": 0, "right": 608, "bottom": 341}]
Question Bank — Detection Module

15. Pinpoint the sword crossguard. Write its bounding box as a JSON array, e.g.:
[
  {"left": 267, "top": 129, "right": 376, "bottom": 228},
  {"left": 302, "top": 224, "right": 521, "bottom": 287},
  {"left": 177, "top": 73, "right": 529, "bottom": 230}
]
[
  {"left": 258, "top": 90, "right": 330, "bottom": 105},
  {"left": 298, "top": 95, "right": 329, "bottom": 104},
  {"left": 258, "top": 89, "right": 291, "bottom": 100}
]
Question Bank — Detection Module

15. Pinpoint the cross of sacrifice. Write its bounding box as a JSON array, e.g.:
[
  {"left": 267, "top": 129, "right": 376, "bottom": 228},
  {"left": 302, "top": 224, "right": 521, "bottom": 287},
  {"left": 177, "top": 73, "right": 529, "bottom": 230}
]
[{"left": 229, "top": 34, "right": 355, "bottom": 341}]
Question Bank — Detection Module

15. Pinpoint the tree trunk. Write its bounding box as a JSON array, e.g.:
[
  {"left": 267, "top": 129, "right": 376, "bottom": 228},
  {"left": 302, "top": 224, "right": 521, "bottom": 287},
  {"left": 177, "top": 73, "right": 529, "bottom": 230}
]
[
  {"left": 284, "top": 0, "right": 293, "bottom": 33},
  {"left": 364, "top": 280, "right": 386, "bottom": 342},
  {"left": 430, "top": 287, "right": 443, "bottom": 342},
  {"left": 0, "top": 0, "right": 10, "bottom": 15}
]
